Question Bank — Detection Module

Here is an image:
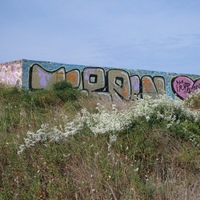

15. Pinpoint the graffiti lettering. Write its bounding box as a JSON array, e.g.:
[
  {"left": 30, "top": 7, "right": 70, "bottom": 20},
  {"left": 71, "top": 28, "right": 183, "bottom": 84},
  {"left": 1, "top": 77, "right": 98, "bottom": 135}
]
[
  {"left": 142, "top": 76, "right": 165, "bottom": 98},
  {"left": 108, "top": 69, "right": 131, "bottom": 101},
  {"left": 172, "top": 76, "right": 200, "bottom": 99},
  {"left": 66, "top": 69, "right": 80, "bottom": 88},
  {"left": 130, "top": 76, "right": 140, "bottom": 99},
  {"left": 83, "top": 67, "right": 105, "bottom": 93},
  {"left": 29, "top": 64, "right": 166, "bottom": 101},
  {"left": 29, "top": 64, "right": 65, "bottom": 89}
]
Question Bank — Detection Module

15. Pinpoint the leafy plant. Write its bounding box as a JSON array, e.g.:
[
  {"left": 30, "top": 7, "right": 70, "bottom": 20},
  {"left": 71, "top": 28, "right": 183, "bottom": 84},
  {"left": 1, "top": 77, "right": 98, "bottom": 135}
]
[{"left": 52, "top": 80, "right": 79, "bottom": 102}]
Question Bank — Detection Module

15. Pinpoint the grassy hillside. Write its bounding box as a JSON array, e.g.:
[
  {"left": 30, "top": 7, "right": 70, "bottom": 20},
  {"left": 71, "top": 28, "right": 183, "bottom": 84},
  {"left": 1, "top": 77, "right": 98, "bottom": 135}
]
[{"left": 0, "top": 82, "right": 199, "bottom": 200}]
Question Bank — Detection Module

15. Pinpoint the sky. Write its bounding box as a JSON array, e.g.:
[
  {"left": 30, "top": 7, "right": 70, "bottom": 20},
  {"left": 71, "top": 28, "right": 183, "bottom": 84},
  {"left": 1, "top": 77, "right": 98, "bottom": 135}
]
[{"left": 0, "top": 0, "right": 200, "bottom": 75}]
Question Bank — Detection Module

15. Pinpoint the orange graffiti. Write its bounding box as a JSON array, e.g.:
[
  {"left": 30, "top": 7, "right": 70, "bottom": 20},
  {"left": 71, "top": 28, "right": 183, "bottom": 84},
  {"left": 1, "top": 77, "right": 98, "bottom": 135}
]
[
  {"left": 121, "top": 86, "right": 128, "bottom": 97},
  {"left": 142, "top": 78, "right": 153, "bottom": 92},
  {"left": 66, "top": 71, "right": 77, "bottom": 84}
]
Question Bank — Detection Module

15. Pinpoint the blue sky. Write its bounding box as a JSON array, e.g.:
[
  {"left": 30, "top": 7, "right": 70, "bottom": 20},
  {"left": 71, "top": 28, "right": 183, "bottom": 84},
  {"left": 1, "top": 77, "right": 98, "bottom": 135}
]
[{"left": 0, "top": 0, "right": 200, "bottom": 74}]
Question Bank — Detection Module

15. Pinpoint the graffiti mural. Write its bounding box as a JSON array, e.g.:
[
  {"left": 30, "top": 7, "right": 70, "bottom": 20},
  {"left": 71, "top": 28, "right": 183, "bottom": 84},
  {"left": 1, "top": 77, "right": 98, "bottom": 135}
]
[
  {"left": 0, "top": 59, "right": 199, "bottom": 101},
  {"left": 28, "top": 64, "right": 166, "bottom": 101},
  {"left": 0, "top": 61, "right": 22, "bottom": 86},
  {"left": 172, "top": 76, "right": 200, "bottom": 99}
]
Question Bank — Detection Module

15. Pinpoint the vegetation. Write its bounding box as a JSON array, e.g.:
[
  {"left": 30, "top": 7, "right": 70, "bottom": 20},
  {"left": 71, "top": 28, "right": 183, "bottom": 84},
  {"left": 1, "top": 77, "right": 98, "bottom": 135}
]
[
  {"left": 185, "top": 89, "right": 200, "bottom": 110},
  {"left": 0, "top": 83, "right": 199, "bottom": 199}
]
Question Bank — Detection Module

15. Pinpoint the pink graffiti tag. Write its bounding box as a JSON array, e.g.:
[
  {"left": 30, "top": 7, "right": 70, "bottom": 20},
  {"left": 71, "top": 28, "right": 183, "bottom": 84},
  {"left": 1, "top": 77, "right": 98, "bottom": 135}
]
[
  {"left": 172, "top": 76, "right": 200, "bottom": 99},
  {"left": 0, "top": 64, "right": 22, "bottom": 86}
]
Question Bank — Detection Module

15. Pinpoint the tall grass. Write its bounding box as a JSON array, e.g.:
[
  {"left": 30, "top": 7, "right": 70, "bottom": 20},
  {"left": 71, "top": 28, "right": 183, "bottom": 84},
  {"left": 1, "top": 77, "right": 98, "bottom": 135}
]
[{"left": 0, "top": 82, "right": 199, "bottom": 199}]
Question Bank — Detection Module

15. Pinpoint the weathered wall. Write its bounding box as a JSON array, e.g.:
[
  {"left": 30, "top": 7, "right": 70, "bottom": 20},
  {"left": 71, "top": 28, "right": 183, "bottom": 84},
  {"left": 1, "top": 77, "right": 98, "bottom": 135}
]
[
  {"left": 0, "top": 60, "right": 23, "bottom": 86},
  {"left": 20, "top": 59, "right": 200, "bottom": 101},
  {"left": 1, "top": 59, "right": 199, "bottom": 101}
]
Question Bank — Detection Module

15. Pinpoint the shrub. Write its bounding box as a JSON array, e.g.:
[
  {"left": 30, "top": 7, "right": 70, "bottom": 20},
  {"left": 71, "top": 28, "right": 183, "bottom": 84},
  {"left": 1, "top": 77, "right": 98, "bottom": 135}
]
[
  {"left": 52, "top": 80, "right": 79, "bottom": 102},
  {"left": 30, "top": 89, "right": 59, "bottom": 108}
]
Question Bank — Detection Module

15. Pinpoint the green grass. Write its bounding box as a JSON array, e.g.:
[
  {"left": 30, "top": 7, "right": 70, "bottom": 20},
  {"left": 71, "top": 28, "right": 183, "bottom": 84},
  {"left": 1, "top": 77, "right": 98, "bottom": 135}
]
[{"left": 0, "top": 83, "right": 199, "bottom": 199}]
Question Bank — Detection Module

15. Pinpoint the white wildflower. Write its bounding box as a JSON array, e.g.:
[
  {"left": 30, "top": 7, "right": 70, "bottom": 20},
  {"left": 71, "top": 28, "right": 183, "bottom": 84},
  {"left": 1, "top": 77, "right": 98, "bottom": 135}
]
[
  {"left": 134, "top": 167, "right": 139, "bottom": 172},
  {"left": 18, "top": 94, "right": 200, "bottom": 154},
  {"left": 166, "top": 123, "right": 172, "bottom": 129},
  {"left": 146, "top": 116, "right": 150, "bottom": 122},
  {"left": 109, "top": 135, "right": 117, "bottom": 144}
]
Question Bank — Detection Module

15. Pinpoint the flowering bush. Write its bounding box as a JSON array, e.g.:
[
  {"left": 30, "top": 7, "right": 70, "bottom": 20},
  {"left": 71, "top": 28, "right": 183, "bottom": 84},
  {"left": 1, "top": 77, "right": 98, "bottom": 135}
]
[{"left": 18, "top": 95, "right": 200, "bottom": 154}]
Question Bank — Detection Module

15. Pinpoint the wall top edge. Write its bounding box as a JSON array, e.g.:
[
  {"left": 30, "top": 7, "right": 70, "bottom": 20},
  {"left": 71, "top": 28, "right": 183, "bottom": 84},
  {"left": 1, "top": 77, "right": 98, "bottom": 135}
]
[
  {"left": 0, "top": 60, "right": 22, "bottom": 65},
  {"left": 0, "top": 59, "right": 199, "bottom": 77}
]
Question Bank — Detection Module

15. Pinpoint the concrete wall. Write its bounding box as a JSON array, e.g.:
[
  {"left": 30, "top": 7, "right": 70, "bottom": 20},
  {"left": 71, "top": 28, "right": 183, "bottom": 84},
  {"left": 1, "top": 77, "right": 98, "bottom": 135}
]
[{"left": 1, "top": 59, "right": 200, "bottom": 101}]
